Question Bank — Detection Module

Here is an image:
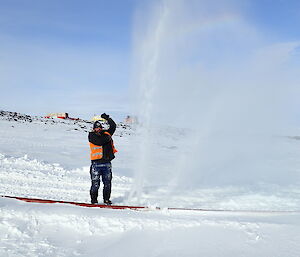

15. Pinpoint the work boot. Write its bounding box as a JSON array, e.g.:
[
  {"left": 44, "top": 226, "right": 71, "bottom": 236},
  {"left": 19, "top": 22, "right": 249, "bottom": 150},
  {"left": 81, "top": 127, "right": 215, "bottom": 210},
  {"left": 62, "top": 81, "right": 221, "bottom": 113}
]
[
  {"left": 90, "top": 191, "right": 98, "bottom": 204},
  {"left": 104, "top": 199, "right": 112, "bottom": 205}
]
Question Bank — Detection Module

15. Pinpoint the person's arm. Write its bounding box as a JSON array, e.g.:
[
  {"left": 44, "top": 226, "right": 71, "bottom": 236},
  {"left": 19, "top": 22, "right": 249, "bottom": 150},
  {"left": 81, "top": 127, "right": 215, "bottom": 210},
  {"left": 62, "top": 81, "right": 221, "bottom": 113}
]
[
  {"left": 101, "top": 113, "right": 116, "bottom": 136},
  {"left": 107, "top": 118, "right": 116, "bottom": 135},
  {"left": 88, "top": 132, "right": 111, "bottom": 146}
]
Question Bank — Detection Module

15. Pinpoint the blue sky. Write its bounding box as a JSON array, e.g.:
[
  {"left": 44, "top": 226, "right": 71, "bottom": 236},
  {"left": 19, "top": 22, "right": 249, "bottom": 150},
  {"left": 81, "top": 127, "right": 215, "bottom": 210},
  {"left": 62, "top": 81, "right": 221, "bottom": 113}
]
[
  {"left": 246, "top": 0, "right": 300, "bottom": 41},
  {"left": 0, "top": 0, "right": 299, "bottom": 120},
  {"left": 0, "top": 0, "right": 137, "bottom": 119}
]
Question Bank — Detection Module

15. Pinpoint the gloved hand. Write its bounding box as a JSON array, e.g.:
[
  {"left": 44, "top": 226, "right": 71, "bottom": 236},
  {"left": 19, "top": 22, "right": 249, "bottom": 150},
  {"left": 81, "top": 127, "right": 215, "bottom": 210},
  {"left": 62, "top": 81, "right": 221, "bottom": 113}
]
[{"left": 101, "top": 113, "right": 110, "bottom": 120}]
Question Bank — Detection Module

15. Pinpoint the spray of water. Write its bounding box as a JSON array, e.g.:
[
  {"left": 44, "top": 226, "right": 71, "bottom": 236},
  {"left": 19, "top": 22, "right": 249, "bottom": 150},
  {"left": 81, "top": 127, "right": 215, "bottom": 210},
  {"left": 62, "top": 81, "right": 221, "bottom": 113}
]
[{"left": 129, "top": 0, "right": 300, "bottom": 205}]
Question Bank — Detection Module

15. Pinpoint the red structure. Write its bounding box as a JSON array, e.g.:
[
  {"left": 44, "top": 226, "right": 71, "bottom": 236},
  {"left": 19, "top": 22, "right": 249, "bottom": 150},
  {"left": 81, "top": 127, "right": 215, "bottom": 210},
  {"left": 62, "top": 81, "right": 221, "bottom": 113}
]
[{"left": 45, "top": 113, "right": 69, "bottom": 119}]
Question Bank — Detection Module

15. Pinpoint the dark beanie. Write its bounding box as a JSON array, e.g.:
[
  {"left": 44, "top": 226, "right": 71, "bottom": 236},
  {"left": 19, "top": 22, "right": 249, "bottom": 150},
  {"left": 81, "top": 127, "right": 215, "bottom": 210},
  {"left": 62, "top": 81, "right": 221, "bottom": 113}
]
[{"left": 93, "top": 121, "right": 102, "bottom": 129}]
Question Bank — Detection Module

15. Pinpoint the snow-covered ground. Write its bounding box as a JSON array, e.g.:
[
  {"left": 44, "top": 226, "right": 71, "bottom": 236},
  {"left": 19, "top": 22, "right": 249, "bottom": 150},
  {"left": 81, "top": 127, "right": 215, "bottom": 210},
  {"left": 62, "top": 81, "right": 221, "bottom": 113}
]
[
  {"left": 0, "top": 111, "right": 300, "bottom": 257},
  {"left": 2, "top": 197, "right": 299, "bottom": 257}
]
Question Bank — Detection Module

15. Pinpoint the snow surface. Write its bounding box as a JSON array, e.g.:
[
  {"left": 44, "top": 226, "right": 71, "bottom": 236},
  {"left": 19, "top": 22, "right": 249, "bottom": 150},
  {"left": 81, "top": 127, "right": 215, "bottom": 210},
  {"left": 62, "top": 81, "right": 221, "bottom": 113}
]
[{"left": 0, "top": 111, "right": 300, "bottom": 257}]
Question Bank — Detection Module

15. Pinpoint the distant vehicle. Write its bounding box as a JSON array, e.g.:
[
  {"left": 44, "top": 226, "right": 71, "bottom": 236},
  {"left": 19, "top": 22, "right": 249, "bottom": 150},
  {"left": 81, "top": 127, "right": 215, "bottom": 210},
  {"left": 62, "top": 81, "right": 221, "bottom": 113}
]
[
  {"left": 124, "top": 115, "right": 137, "bottom": 124},
  {"left": 45, "top": 113, "right": 69, "bottom": 119}
]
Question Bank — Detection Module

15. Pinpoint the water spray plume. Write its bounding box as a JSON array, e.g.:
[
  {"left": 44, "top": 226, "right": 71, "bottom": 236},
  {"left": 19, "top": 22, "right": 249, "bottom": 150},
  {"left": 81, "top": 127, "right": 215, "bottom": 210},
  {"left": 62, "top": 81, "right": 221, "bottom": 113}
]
[{"left": 129, "top": 0, "right": 300, "bottom": 206}]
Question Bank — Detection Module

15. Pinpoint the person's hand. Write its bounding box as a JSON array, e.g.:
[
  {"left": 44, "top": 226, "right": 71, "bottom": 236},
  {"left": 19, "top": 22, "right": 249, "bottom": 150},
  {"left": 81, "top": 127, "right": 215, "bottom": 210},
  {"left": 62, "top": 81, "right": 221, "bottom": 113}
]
[{"left": 101, "top": 113, "right": 110, "bottom": 120}]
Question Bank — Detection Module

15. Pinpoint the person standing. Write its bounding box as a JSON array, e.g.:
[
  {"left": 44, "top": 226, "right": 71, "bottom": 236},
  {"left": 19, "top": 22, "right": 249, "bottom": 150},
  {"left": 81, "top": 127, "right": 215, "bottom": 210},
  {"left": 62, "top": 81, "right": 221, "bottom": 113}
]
[{"left": 88, "top": 113, "right": 117, "bottom": 205}]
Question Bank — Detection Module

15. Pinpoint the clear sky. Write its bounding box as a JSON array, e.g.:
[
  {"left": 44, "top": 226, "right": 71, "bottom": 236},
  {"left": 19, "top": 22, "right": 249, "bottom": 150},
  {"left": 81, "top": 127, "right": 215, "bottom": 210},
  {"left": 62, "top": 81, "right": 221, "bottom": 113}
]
[
  {"left": 0, "top": 0, "right": 299, "bottom": 120},
  {"left": 0, "top": 0, "right": 137, "bottom": 119}
]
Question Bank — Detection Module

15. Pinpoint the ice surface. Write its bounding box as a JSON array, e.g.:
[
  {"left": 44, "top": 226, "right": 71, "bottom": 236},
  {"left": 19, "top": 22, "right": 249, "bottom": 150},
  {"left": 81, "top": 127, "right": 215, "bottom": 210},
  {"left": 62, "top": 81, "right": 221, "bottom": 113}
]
[{"left": 0, "top": 111, "right": 300, "bottom": 256}]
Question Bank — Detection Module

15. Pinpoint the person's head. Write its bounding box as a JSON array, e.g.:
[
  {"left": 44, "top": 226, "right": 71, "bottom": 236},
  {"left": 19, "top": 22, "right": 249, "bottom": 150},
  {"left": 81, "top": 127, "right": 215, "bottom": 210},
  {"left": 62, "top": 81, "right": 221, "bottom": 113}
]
[{"left": 93, "top": 120, "right": 102, "bottom": 132}]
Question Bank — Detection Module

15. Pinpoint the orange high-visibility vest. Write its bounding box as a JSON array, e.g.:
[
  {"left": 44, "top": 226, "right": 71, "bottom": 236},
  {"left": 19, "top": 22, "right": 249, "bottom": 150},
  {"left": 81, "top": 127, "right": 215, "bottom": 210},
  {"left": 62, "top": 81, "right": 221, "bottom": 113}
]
[
  {"left": 89, "top": 132, "right": 117, "bottom": 160},
  {"left": 90, "top": 143, "right": 103, "bottom": 160},
  {"left": 104, "top": 132, "right": 118, "bottom": 154}
]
